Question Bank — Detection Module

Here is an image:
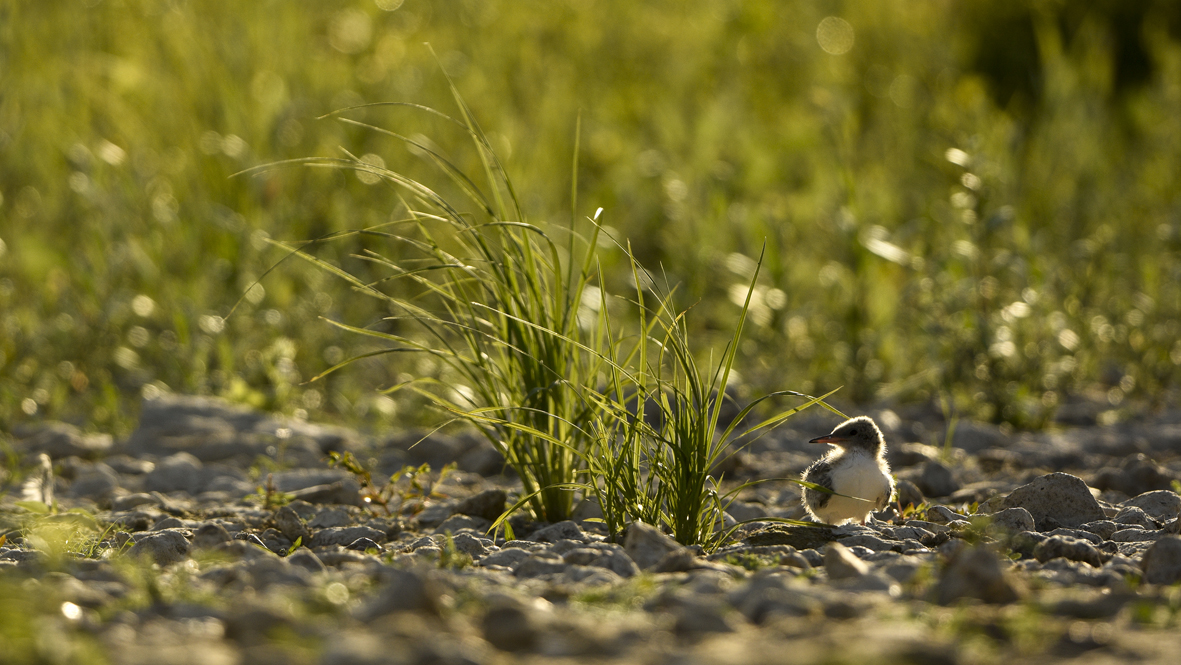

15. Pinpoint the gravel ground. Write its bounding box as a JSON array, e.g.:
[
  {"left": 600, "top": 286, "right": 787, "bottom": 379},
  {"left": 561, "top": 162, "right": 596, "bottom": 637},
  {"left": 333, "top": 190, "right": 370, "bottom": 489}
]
[{"left": 5, "top": 392, "right": 1181, "bottom": 664}]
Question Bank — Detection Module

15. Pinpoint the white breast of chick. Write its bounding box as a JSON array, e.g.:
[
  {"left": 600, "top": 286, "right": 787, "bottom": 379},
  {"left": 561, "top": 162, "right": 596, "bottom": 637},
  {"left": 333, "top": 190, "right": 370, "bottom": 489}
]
[{"left": 816, "top": 448, "right": 893, "bottom": 525}]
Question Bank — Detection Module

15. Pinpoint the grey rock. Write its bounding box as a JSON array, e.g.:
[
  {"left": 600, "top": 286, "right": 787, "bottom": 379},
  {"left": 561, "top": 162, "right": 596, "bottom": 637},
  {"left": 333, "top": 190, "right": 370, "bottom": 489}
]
[
  {"left": 924, "top": 505, "right": 962, "bottom": 524},
  {"left": 14, "top": 421, "right": 113, "bottom": 459},
  {"left": 1002, "top": 472, "right": 1105, "bottom": 530},
  {"left": 433, "top": 514, "right": 491, "bottom": 535},
  {"left": 743, "top": 524, "right": 838, "bottom": 550},
  {"left": 1113, "top": 505, "right": 1157, "bottom": 530},
  {"left": 307, "top": 506, "right": 352, "bottom": 529},
  {"left": 1140, "top": 536, "right": 1181, "bottom": 585},
  {"left": 414, "top": 501, "right": 455, "bottom": 527},
  {"left": 112, "top": 493, "right": 158, "bottom": 511},
  {"left": 143, "top": 453, "right": 204, "bottom": 495},
  {"left": 530, "top": 520, "right": 587, "bottom": 543},
  {"left": 1111, "top": 528, "right": 1165, "bottom": 543},
  {"left": 482, "top": 595, "right": 545, "bottom": 652},
  {"left": 571, "top": 549, "right": 637, "bottom": 578},
  {"left": 285, "top": 549, "right": 326, "bottom": 574},
  {"left": 453, "top": 489, "right": 507, "bottom": 522},
  {"left": 68, "top": 463, "right": 121, "bottom": 504},
  {"left": 918, "top": 461, "right": 960, "bottom": 498},
  {"left": 936, "top": 544, "right": 1023, "bottom": 605},
  {"left": 894, "top": 479, "right": 925, "bottom": 509},
  {"left": 457, "top": 443, "right": 506, "bottom": 476},
  {"left": 192, "top": 523, "right": 232, "bottom": 549},
  {"left": 624, "top": 521, "right": 681, "bottom": 570},
  {"left": 126, "top": 530, "right": 190, "bottom": 566},
  {"left": 1044, "top": 527, "right": 1102, "bottom": 545},
  {"left": 1121, "top": 490, "right": 1181, "bottom": 523},
  {"left": 310, "top": 526, "right": 386, "bottom": 549},
  {"left": 824, "top": 542, "right": 869, "bottom": 579},
  {"left": 449, "top": 532, "right": 494, "bottom": 559},
  {"left": 479, "top": 548, "right": 531, "bottom": 569},
  {"left": 1080, "top": 520, "right": 1120, "bottom": 540},
  {"left": 571, "top": 497, "right": 604, "bottom": 522},
  {"left": 273, "top": 505, "right": 312, "bottom": 544},
  {"left": 1093, "top": 454, "right": 1175, "bottom": 496},
  {"left": 671, "top": 599, "right": 737, "bottom": 635},
  {"left": 729, "top": 572, "right": 821, "bottom": 623},
  {"left": 838, "top": 535, "right": 895, "bottom": 552},
  {"left": 355, "top": 568, "right": 439, "bottom": 620},
  {"left": 1033, "top": 535, "right": 1105, "bottom": 567},
  {"left": 514, "top": 554, "right": 568, "bottom": 578},
  {"left": 653, "top": 548, "right": 708, "bottom": 573},
  {"left": 984, "top": 507, "right": 1036, "bottom": 534},
  {"left": 104, "top": 456, "right": 155, "bottom": 475}
]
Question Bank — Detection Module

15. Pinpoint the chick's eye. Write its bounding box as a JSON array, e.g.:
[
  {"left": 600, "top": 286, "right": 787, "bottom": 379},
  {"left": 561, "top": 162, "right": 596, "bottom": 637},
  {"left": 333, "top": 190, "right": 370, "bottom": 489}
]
[{"left": 849, "top": 429, "right": 858, "bottom": 435}]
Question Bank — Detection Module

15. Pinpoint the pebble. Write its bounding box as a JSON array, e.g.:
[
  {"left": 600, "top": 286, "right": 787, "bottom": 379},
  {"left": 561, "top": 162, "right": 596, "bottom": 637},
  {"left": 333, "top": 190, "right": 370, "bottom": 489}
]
[
  {"left": 935, "top": 544, "right": 1023, "bottom": 605},
  {"left": 623, "top": 521, "right": 681, "bottom": 570},
  {"left": 824, "top": 542, "right": 869, "bottom": 579},
  {"left": 1032, "top": 535, "right": 1105, "bottom": 567},
  {"left": 126, "top": 530, "right": 190, "bottom": 566}
]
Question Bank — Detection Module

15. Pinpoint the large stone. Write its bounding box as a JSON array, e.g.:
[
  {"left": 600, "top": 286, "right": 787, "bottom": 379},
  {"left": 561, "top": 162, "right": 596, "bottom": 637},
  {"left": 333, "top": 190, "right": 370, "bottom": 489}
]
[
  {"left": 1121, "top": 490, "right": 1181, "bottom": 523},
  {"left": 1141, "top": 536, "right": 1181, "bottom": 585},
  {"left": 453, "top": 489, "right": 507, "bottom": 522},
  {"left": 935, "top": 544, "right": 1023, "bottom": 605},
  {"left": 1093, "top": 454, "right": 1176, "bottom": 496},
  {"left": 273, "top": 505, "right": 312, "bottom": 544},
  {"left": 624, "top": 521, "right": 681, "bottom": 570},
  {"left": 983, "top": 507, "right": 1036, "bottom": 534},
  {"left": 127, "top": 530, "right": 190, "bottom": 566},
  {"left": 1001, "top": 472, "right": 1105, "bottom": 530}
]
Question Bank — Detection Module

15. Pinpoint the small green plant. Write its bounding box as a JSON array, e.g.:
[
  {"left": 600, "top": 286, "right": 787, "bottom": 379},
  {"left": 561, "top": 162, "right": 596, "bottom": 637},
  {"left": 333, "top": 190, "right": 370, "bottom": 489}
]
[
  {"left": 327, "top": 451, "right": 453, "bottom": 516},
  {"left": 246, "top": 472, "right": 294, "bottom": 510}
]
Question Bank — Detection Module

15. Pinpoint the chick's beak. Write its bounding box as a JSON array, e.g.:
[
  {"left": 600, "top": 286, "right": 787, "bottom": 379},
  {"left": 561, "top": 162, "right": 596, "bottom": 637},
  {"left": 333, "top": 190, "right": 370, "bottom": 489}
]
[{"left": 809, "top": 434, "right": 847, "bottom": 444}]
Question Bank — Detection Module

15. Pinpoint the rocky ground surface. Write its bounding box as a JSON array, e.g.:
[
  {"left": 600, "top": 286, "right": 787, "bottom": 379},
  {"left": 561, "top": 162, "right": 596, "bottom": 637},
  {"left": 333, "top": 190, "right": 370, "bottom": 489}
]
[{"left": 5, "top": 393, "right": 1181, "bottom": 664}]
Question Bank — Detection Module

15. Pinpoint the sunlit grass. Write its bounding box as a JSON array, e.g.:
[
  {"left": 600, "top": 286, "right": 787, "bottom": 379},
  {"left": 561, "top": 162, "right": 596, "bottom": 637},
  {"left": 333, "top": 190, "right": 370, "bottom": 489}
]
[{"left": 3, "top": 0, "right": 1180, "bottom": 438}]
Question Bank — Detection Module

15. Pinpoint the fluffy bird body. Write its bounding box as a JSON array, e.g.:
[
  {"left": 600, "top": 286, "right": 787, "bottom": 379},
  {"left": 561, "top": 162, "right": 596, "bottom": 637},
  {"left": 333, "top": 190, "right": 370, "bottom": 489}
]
[{"left": 801, "top": 416, "right": 894, "bottom": 525}]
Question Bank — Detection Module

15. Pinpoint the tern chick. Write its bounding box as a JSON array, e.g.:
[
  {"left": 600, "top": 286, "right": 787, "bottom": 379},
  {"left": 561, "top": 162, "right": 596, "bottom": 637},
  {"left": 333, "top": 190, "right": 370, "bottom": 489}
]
[{"left": 801, "top": 416, "right": 895, "bottom": 525}]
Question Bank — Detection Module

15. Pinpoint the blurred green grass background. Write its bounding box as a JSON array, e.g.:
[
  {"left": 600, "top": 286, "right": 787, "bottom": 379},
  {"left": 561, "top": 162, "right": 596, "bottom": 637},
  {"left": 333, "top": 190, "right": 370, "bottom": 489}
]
[{"left": 2, "top": 0, "right": 1181, "bottom": 436}]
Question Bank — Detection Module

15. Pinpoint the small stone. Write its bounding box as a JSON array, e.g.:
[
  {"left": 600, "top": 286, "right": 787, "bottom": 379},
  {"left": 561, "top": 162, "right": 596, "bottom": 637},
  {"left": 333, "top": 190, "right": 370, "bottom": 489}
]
[
  {"left": 68, "top": 463, "right": 121, "bottom": 505},
  {"left": 743, "top": 524, "right": 838, "bottom": 550},
  {"left": 433, "top": 514, "right": 491, "bottom": 535},
  {"left": 1033, "top": 535, "right": 1105, "bottom": 567},
  {"left": 624, "top": 522, "right": 681, "bottom": 570},
  {"left": 126, "top": 530, "right": 190, "bottom": 566},
  {"left": 936, "top": 544, "right": 1023, "bottom": 605},
  {"left": 143, "top": 453, "right": 205, "bottom": 495},
  {"left": 894, "top": 479, "right": 925, "bottom": 509},
  {"left": 918, "top": 461, "right": 960, "bottom": 498},
  {"left": 1080, "top": 520, "right": 1120, "bottom": 540},
  {"left": 1093, "top": 454, "right": 1175, "bottom": 496},
  {"left": 824, "top": 542, "right": 869, "bottom": 580},
  {"left": 1121, "top": 490, "right": 1181, "bottom": 523},
  {"left": 355, "top": 568, "right": 439, "bottom": 620},
  {"left": 924, "top": 505, "right": 962, "bottom": 524},
  {"left": 1002, "top": 472, "right": 1105, "bottom": 530},
  {"left": 530, "top": 520, "right": 587, "bottom": 543},
  {"left": 449, "top": 532, "right": 494, "bottom": 560},
  {"left": 1113, "top": 506, "right": 1157, "bottom": 530},
  {"left": 1111, "top": 529, "right": 1164, "bottom": 543},
  {"left": 286, "top": 549, "right": 326, "bottom": 574},
  {"left": 191, "top": 523, "right": 232, "bottom": 549},
  {"left": 479, "top": 548, "right": 531, "bottom": 569},
  {"left": 273, "top": 505, "right": 312, "bottom": 544},
  {"left": 563, "top": 546, "right": 639, "bottom": 578},
  {"left": 482, "top": 596, "right": 545, "bottom": 652},
  {"left": 112, "top": 493, "right": 159, "bottom": 511},
  {"left": 309, "top": 526, "right": 386, "bottom": 549},
  {"left": 514, "top": 554, "right": 568, "bottom": 578},
  {"left": 653, "top": 548, "right": 703, "bottom": 573},
  {"left": 1140, "top": 535, "right": 1181, "bottom": 585},
  {"left": 453, "top": 489, "right": 507, "bottom": 522},
  {"left": 307, "top": 506, "right": 351, "bottom": 529}
]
